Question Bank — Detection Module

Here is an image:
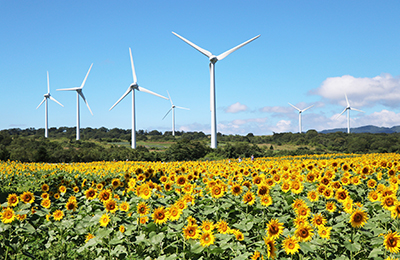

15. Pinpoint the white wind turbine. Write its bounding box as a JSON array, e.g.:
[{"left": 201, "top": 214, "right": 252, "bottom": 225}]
[
  {"left": 162, "top": 91, "right": 190, "bottom": 136},
  {"left": 36, "top": 71, "right": 64, "bottom": 138},
  {"left": 57, "top": 63, "right": 93, "bottom": 140},
  {"left": 109, "top": 48, "right": 168, "bottom": 149},
  {"left": 336, "top": 93, "right": 364, "bottom": 134},
  {"left": 172, "top": 32, "right": 260, "bottom": 148},
  {"left": 288, "top": 103, "right": 314, "bottom": 134}
]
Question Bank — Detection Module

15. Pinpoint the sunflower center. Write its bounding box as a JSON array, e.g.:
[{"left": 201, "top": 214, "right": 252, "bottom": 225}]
[{"left": 389, "top": 237, "right": 397, "bottom": 247}]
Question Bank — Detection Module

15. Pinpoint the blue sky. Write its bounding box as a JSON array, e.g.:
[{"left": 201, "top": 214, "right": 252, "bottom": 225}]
[{"left": 2, "top": 1, "right": 400, "bottom": 135}]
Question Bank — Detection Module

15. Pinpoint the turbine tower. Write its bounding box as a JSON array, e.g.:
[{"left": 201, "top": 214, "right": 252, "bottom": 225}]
[
  {"left": 57, "top": 63, "right": 93, "bottom": 140},
  {"left": 336, "top": 93, "right": 364, "bottom": 134},
  {"left": 162, "top": 91, "right": 190, "bottom": 136},
  {"left": 172, "top": 32, "right": 260, "bottom": 148},
  {"left": 288, "top": 103, "right": 314, "bottom": 134},
  {"left": 109, "top": 48, "right": 168, "bottom": 149},
  {"left": 36, "top": 71, "right": 64, "bottom": 138}
]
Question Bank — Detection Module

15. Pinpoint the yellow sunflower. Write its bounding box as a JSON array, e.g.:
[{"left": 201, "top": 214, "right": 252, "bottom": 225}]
[
  {"left": 152, "top": 206, "right": 168, "bottom": 225},
  {"left": 390, "top": 201, "right": 400, "bottom": 219},
  {"left": 99, "top": 214, "right": 110, "bottom": 227},
  {"left": 210, "top": 184, "right": 225, "bottom": 199},
  {"left": 383, "top": 230, "right": 400, "bottom": 253},
  {"left": 201, "top": 219, "right": 215, "bottom": 232},
  {"left": 85, "top": 233, "right": 95, "bottom": 243},
  {"left": 263, "top": 236, "right": 277, "bottom": 259},
  {"left": 232, "top": 229, "right": 244, "bottom": 241},
  {"left": 325, "top": 201, "right": 337, "bottom": 213},
  {"left": 242, "top": 190, "right": 256, "bottom": 205},
  {"left": 368, "top": 190, "right": 380, "bottom": 202},
  {"left": 217, "top": 219, "right": 230, "bottom": 234},
  {"left": 260, "top": 195, "right": 273, "bottom": 207},
  {"left": 59, "top": 185, "right": 67, "bottom": 193},
  {"left": 98, "top": 189, "right": 112, "bottom": 203},
  {"left": 283, "top": 235, "right": 300, "bottom": 255},
  {"left": 318, "top": 226, "right": 331, "bottom": 240},
  {"left": 295, "top": 224, "right": 314, "bottom": 242},
  {"left": 1, "top": 208, "right": 15, "bottom": 224},
  {"left": 266, "top": 218, "right": 284, "bottom": 240},
  {"left": 41, "top": 199, "right": 51, "bottom": 209},
  {"left": 349, "top": 208, "right": 368, "bottom": 228},
  {"left": 311, "top": 213, "right": 327, "bottom": 228},
  {"left": 119, "top": 201, "right": 130, "bottom": 212},
  {"left": 199, "top": 231, "right": 215, "bottom": 247},
  {"left": 53, "top": 210, "right": 64, "bottom": 221},
  {"left": 104, "top": 199, "right": 118, "bottom": 213},
  {"left": 307, "top": 190, "right": 319, "bottom": 202},
  {"left": 20, "top": 191, "right": 35, "bottom": 204},
  {"left": 381, "top": 194, "right": 397, "bottom": 210},
  {"left": 85, "top": 188, "right": 97, "bottom": 200},
  {"left": 7, "top": 193, "right": 19, "bottom": 207},
  {"left": 137, "top": 202, "right": 149, "bottom": 216},
  {"left": 167, "top": 205, "right": 182, "bottom": 222},
  {"left": 119, "top": 225, "right": 125, "bottom": 233},
  {"left": 182, "top": 224, "right": 200, "bottom": 240},
  {"left": 41, "top": 183, "right": 50, "bottom": 192}
]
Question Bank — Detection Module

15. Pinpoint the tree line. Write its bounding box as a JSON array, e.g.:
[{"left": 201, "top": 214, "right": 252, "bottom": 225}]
[{"left": 0, "top": 127, "right": 399, "bottom": 163}]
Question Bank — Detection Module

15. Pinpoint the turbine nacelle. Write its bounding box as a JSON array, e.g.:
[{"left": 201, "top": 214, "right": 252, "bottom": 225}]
[
  {"left": 130, "top": 83, "right": 139, "bottom": 90},
  {"left": 209, "top": 55, "right": 218, "bottom": 64},
  {"left": 44, "top": 93, "right": 50, "bottom": 98}
]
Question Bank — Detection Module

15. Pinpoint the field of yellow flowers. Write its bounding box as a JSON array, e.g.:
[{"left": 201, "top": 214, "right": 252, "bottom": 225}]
[{"left": 1, "top": 153, "right": 400, "bottom": 260}]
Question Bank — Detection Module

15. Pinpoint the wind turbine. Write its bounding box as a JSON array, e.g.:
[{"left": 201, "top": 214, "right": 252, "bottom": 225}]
[
  {"left": 57, "top": 63, "right": 93, "bottom": 140},
  {"left": 288, "top": 103, "right": 314, "bottom": 134},
  {"left": 162, "top": 91, "right": 190, "bottom": 136},
  {"left": 36, "top": 71, "right": 64, "bottom": 138},
  {"left": 336, "top": 93, "right": 364, "bottom": 134},
  {"left": 109, "top": 48, "right": 168, "bottom": 149},
  {"left": 172, "top": 32, "right": 260, "bottom": 148}
]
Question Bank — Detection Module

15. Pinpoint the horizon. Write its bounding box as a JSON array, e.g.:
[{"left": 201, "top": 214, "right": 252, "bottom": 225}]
[{"left": 2, "top": 1, "right": 400, "bottom": 136}]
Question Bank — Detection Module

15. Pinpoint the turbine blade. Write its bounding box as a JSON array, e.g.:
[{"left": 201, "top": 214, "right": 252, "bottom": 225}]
[
  {"left": 172, "top": 31, "right": 212, "bottom": 58},
  {"left": 175, "top": 106, "right": 190, "bottom": 110},
  {"left": 166, "top": 90, "right": 173, "bottom": 106},
  {"left": 47, "top": 71, "right": 50, "bottom": 93},
  {"left": 36, "top": 98, "right": 46, "bottom": 109},
  {"left": 302, "top": 104, "right": 314, "bottom": 112},
  {"left": 49, "top": 96, "right": 64, "bottom": 107},
  {"left": 109, "top": 87, "right": 132, "bottom": 110},
  {"left": 78, "top": 91, "right": 93, "bottom": 115},
  {"left": 336, "top": 108, "right": 347, "bottom": 119},
  {"left": 217, "top": 35, "right": 260, "bottom": 61},
  {"left": 288, "top": 103, "right": 300, "bottom": 111},
  {"left": 162, "top": 108, "right": 172, "bottom": 120},
  {"left": 79, "top": 63, "right": 93, "bottom": 89},
  {"left": 345, "top": 93, "right": 350, "bottom": 107},
  {"left": 129, "top": 48, "right": 137, "bottom": 84},
  {"left": 137, "top": 86, "right": 168, "bottom": 100},
  {"left": 57, "top": 87, "right": 80, "bottom": 91},
  {"left": 351, "top": 107, "right": 364, "bottom": 113}
]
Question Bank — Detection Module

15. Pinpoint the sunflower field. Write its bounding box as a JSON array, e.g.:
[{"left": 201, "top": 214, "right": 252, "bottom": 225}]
[{"left": 1, "top": 153, "right": 400, "bottom": 260}]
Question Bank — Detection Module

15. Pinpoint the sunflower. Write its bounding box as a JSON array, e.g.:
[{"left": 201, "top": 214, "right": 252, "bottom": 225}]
[
  {"left": 312, "top": 213, "right": 327, "bottom": 227},
  {"left": 383, "top": 230, "right": 400, "bottom": 253},
  {"left": 152, "top": 206, "right": 168, "bottom": 225},
  {"left": 111, "top": 178, "right": 121, "bottom": 189},
  {"left": 296, "top": 206, "right": 311, "bottom": 219},
  {"left": 292, "top": 198, "right": 306, "bottom": 209},
  {"left": 187, "top": 216, "right": 197, "bottom": 226},
  {"left": 260, "top": 195, "right": 273, "bottom": 207},
  {"left": 16, "top": 214, "right": 27, "bottom": 221},
  {"left": 137, "top": 202, "right": 149, "bottom": 216},
  {"left": 232, "top": 229, "right": 244, "bottom": 241},
  {"left": 290, "top": 180, "right": 303, "bottom": 194},
  {"left": 138, "top": 184, "right": 152, "bottom": 200},
  {"left": 65, "top": 200, "right": 78, "bottom": 211},
  {"left": 210, "top": 184, "right": 225, "bottom": 199},
  {"left": 257, "top": 185, "right": 269, "bottom": 197},
  {"left": 266, "top": 218, "right": 284, "bottom": 239},
  {"left": 41, "top": 199, "right": 51, "bottom": 209},
  {"left": 217, "top": 219, "right": 230, "bottom": 234},
  {"left": 119, "top": 201, "right": 130, "bottom": 212},
  {"left": 20, "top": 191, "right": 35, "bottom": 204},
  {"left": 349, "top": 208, "right": 368, "bottom": 228},
  {"left": 99, "top": 214, "right": 110, "bottom": 227},
  {"left": 53, "top": 210, "right": 64, "bottom": 221},
  {"left": 242, "top": 190, "right": 256, "bottom": 205},
  {"left": 98, "top": 189, "right": 112, "bottom": 203},
  {"left": 283, "top": 235, "right": 300, "bottom": 255},
  {"left": 335, "top": 188, "right": 349, "bottom": 202},
  {"left": 231, "top": 184, "right": 242, "bottom": 196},
  {"left": 176, "top": 175, "right": 187, "bottom": 186},
  {"left": 201, "top": 219, "right": 215, "bottom": 232},
  {"left": 367, "top": 179, "right": 377, "bottom": 189},
  {"left": 200, "top": 231, "right": 215, "bottom": 247},
  {"left": 295, "top": 224, "right": 314, "bottom": 242},
  {"left": 167, "top": 205, "right": 182, "bottom": 222},
  {"left": 41, "top": 183, "right": 50, "bottom": 192},
  {"left": 343, "top": 199, "right": 354, "bottom": 214},
  {"left": 41, "top": 193, "right": 49, "bottom": 199},
  {"left": 1, "top": 208, "right": 15, "bottom": 224},
  {"left": 382, "top": 195, "right": 397, "bottom": 210},
  {"left": 293, "top": 216, "right": 308, "bottom": 228},
  {"left": 138, "top": 216, "right": 148, "bottom": 225},
  {"left": 59, "top": 185, "right": 67, "bottom": 193},
  {"left": 368, "top": 190, "right": 380, "bottom": 202},
  {"left": 119, "top": 225, "right": 125, "bottom": 233},
  {"left": 104, "top": 199, "right": 118, "bottom": 213},
  {"left": 183, "top": 224, "right": 200, "bottom": 240},
  {"left": 175, "top": 199, "right": 187, "bottom": 211},
  {"left": 307, "top": 190, "right": 319, "bottom": 202},
  {"left": 7, "top": 193, "right": 19, "bottom": 207},
  {"left": 322, "top": 187, "right": 334, "bottom": 199},
  {"left": 85, "top": 188, "right": 97, "bottom": 200},
  {"left": 318, "top": 226, "right": 331, "bottom": 240},
  {"left": 391, "top": 201, "right": 400, "bottom": 219},
  {"left": 263, "top": 236, "right": 277, "bottom": 259},
  {"left": 85, "top": 233, "right": 95, "bottom": 243}
]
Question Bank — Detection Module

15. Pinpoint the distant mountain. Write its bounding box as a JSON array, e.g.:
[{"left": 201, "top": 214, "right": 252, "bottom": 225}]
[{"left": 320, "top": 125, "right": 400, "bottom": 134}]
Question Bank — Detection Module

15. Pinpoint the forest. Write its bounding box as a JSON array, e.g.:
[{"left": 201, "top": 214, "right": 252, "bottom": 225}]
[{"left": 0, "top": 126, "right": 399, "bottom": 163}]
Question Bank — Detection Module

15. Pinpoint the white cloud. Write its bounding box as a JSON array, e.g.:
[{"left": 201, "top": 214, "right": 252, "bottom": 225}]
[
  {"left": 224, "top": 102, "right": 248, "bottom": 113},
  {"left": 270, "top": 120, "right": 292, "bottom": 133},
  {"left": 310, "top": 73, "right": 400, "bottom": 108}
]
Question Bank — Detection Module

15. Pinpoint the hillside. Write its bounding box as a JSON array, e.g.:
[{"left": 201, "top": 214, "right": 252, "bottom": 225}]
[{"left": 320, "top": 125, "right": 400, "bottom": 134}]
